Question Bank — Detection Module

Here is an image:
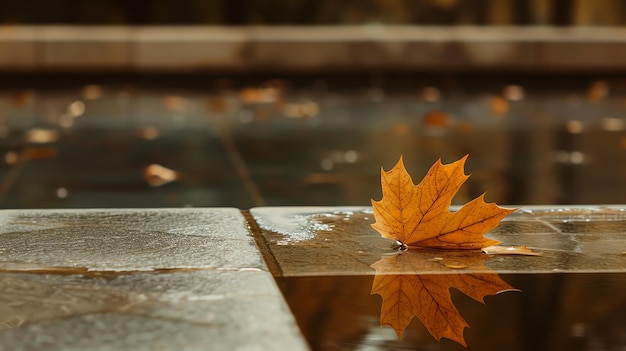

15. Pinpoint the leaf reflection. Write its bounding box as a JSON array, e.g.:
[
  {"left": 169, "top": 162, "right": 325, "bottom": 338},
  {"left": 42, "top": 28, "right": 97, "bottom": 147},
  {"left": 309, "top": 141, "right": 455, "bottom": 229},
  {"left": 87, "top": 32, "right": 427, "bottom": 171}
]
[{"left": 371, "top": 250, "right": 519, "bottom": 347}]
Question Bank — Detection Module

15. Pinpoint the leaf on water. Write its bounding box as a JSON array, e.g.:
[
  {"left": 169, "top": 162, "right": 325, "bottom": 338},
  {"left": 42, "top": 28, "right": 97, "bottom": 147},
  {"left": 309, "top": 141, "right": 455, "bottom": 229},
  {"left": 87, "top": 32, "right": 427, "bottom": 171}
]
[
  {"left": 371, "top": 155, "right": 516, "bottom": 249},
  {"left": 143, "top": 164, "right": 179, "bottom": 187},
  {"left": 371, "top": 250, "right": 518, "bottom": 347},
  {"left": 444, "top": 263, "right": 468, "bottom": 269},
  {"left": 482, "top": 245, "right": 542, "bottom": 256}
]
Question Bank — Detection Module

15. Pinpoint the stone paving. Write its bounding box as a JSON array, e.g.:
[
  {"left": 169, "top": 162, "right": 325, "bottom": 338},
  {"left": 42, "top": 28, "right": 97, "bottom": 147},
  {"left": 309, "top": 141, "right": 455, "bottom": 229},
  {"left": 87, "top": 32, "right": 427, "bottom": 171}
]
[
  {"left": 251, "top": 206, "right": 626, "bottom": 276},
  {"left": 0, "top": 208, "right": 308, "bottom": 351},
  {"left": 0, "top": 206, "right": 625, "bottom": 350}
]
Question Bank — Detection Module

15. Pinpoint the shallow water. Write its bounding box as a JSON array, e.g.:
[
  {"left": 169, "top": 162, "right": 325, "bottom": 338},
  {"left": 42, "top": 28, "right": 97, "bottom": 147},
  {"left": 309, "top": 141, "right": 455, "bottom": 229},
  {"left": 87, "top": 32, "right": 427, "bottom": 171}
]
[
  {"left": 1, "top": 75, "right": 626, "bottom": 208},
  {"left": 252, "top": 206, "right": 626, "bottom": 350},
  {"left": 251, "top": 207, "right": 626, "bottom": 276},
  {"left": 279, "top": 273, "right": 626, "bottom": 351}
]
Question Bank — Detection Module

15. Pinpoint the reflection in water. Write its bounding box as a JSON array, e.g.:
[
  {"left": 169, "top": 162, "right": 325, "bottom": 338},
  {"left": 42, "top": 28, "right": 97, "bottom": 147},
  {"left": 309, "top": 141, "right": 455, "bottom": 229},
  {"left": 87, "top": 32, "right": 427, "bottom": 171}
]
[
  {"left": 371, "top": 250, "right": 518, "bottom": 347},
  {"left": 260, "top": 207, "right": 626, "bottom": 350},
  {"left": 280, "top": 273, "right": 626, "bottom": 351}
]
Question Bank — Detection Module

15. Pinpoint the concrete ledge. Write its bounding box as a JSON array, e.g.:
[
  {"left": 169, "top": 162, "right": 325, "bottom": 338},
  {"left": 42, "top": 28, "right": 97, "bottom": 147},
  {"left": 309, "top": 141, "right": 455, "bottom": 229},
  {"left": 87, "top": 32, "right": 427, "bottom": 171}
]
[
  {"left": 1, "top": 26, "right": 626, "bottom": 71},
  {"left": 0, "top": 208, "right": 309, "bottom": 350}
]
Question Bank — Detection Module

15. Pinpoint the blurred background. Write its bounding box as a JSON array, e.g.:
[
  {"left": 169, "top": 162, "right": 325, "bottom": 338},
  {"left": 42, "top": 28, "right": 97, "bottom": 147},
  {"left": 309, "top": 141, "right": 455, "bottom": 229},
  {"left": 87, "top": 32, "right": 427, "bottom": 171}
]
[{"left": 1, "top": 0, "right": 626, "bottom": 209}]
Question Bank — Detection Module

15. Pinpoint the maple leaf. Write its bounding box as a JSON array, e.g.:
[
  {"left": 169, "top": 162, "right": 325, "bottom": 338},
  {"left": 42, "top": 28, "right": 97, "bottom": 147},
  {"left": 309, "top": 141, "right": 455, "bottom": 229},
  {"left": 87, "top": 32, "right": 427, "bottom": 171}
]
[
  {"left": 371, "top": 155, "right": 515, "bottom": 249},
  {"left": 371, "top": 250, "right": 518, "bottom": 347}
]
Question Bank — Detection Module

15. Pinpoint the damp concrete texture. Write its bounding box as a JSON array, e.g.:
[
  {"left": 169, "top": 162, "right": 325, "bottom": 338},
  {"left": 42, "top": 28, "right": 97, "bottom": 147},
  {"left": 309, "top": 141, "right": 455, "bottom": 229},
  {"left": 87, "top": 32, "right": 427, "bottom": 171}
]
[
  {"left": 251, "top": 206, "right": 626, "bottom": 277},
  {"left": 0, "top": 208, "right": 308, "bottom": 351}
]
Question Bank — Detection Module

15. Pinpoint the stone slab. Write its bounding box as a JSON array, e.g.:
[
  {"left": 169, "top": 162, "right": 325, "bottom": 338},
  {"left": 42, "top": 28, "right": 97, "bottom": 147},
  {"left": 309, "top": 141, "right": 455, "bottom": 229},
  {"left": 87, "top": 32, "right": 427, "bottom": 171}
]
[
  {"left": 0, "top": 208, "right": 263, "bottom": 272},
  {"left": 250, "top": 206, "right": 626, "bottom": 277},
  {"left": 0, "top": 208, "right": 309, "bottom": 351},
  {"left": 0, "top": 270, "right": 307, "bottom": 351}
]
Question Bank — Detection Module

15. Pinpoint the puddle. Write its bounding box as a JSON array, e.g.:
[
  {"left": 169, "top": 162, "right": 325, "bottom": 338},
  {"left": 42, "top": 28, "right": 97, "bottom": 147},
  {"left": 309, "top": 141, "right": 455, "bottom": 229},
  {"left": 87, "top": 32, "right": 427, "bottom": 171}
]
[
  {"left": 279, "top": 273, "right": 626, "bottom": 351},
  {"left": 4, "top": 78, "right": 626, "bottom": 209},
  {"left": 515, "top": 206, "right": 626, "bottom": 222},
  {"left": 252, "top": 206, "right": 626, "bottom": 349},
  {"left": 251, "top": 206, "right": 626, "bottom": 276}
]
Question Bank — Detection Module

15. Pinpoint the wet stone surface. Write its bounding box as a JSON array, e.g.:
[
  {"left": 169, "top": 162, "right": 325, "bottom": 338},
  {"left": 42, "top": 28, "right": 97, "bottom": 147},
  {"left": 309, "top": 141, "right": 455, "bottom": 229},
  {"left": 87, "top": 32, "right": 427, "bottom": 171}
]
[
  {"left": 0, "top": 271, "right": 306, "bottom": 351},
  {"left": 0, "top": 208, "right": 308, "bottom": 351},
  {"left": 253, "top": 206, "right": 626, "bottom": 350},
  {"left": 251, "top": 206, "right": 626, "bottom": 276},
  {"left": 0, "top": 208, "right": 263, "bottom": 271}
]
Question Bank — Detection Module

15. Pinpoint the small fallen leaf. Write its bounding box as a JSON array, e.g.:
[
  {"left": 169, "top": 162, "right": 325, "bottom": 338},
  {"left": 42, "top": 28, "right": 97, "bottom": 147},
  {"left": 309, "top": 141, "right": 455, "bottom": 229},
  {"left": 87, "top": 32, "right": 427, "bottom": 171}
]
[
  {"left": 503, "top": 85, "right": 525, "bottom": 101},
  {"left": 162, "top": 95, "right": 187, "bottom": 112},
  {"left": 482, "top": 245, "right": 542, "bottom": 256},
  {"left": 21, "top": 147, "right": 58, "bottom": 161},
  {"left": 371, "top": 250, "right": 518, "bottom": 347},
  {"left": 4, "top": 152, "right": 18, "bottom": 164},
  {"left": 137, "top": 127, "right": 160, "bottom": 140},
  {"left": 25, "top": 129, "right": 59, "bottom": 144},
  {"left": 422, "top": 111, "right": 451, "bottom": 128},
  {"left": 587, "top": 81, "right": 609, "bottom": 102},
  {"left": 371, "top": 155, "right": 515, "bottom": 249},
  {"left": 491, "top": 96, "right": 509, "bottom": 117},
  {"left": 444, "top": 264, "right": 467, "bottom": 269},
  {"left": 143, "top": 164, "right": 179, "bottom": 187},
  {"left": 82, "top": 84, "right": 102, "bottom": 100},
  {"left": 10, "top": 91, "right": 34, "bottom": 107},
  {"left": 207, "top": 97, "right": 229, "bottom": 113}
]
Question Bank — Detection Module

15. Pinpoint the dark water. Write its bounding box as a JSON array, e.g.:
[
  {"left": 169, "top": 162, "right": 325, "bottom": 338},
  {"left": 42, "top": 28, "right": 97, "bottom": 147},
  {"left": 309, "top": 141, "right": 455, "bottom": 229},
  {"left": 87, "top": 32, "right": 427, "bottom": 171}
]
[
  {"left": 278, "top": 273, "right": 626, "bottom": 351},
  {"left": 1, "top": 74, "right": 626, "bottom": 208}
]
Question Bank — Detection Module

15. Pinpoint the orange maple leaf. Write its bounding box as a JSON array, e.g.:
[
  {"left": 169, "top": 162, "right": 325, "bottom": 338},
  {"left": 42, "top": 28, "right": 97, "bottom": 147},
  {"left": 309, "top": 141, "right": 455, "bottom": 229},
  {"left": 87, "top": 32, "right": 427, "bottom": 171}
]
[
  {"left": 371, "top": 250, "right": 518, "bottom": 347},
  {"left": 371, "top": 155, "right": 515, "bottom": 249}
]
